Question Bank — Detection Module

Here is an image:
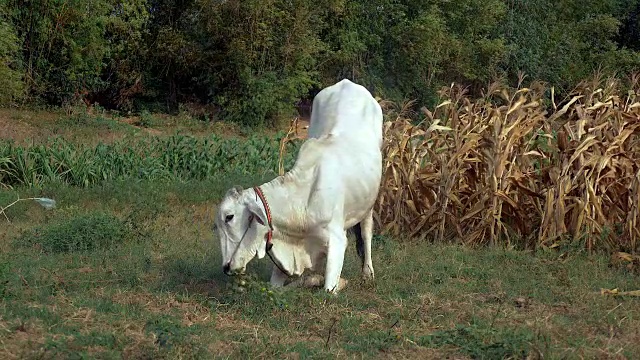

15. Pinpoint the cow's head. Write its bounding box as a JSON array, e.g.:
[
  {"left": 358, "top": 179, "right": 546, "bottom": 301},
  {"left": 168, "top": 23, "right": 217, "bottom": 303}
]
[{"left": 213, "top": 186, "right": 270, "bottom": 276}]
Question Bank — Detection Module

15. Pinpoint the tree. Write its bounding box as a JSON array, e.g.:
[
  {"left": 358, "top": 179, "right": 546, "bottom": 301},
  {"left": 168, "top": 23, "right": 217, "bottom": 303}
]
[
  {"left": 0, "top": 5, "right": 24, "bottom": 106},
  {"left": 501, "top": 0, "right": 640, "bottom": 91},
  {"left": 6, "top": 0, "right": 112, "bottom": 105}
]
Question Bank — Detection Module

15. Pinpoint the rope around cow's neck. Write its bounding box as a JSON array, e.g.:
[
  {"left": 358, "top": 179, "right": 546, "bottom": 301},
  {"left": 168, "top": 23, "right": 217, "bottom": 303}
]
[{"left": 252, "top": 186, "right": 289, "bottom": 277}]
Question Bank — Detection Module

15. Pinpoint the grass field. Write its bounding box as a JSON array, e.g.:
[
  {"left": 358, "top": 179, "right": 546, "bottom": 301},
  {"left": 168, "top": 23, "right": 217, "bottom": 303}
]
[{"left": 1, "top": 107, "right": 639, "bottom": 359}]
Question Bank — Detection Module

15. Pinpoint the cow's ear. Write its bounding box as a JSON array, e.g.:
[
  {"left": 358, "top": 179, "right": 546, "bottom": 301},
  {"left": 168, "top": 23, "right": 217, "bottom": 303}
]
[
  {"left": 225, "top": 185, "right": 243, "bottom": 199},
  {"left": 246, "top": 197, "right": 268, "bottom": 227}
]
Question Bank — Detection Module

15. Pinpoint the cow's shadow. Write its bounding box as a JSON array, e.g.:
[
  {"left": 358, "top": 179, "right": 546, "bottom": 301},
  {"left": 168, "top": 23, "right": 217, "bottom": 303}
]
[{"left": 157, "top": 249, "right": 274, "bottom": 299}]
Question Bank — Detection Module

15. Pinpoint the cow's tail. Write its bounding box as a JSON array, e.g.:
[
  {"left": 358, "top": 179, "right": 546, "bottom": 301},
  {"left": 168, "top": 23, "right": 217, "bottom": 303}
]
[{"left": 352, "top": 223, "right": 365, "bottom": 266}]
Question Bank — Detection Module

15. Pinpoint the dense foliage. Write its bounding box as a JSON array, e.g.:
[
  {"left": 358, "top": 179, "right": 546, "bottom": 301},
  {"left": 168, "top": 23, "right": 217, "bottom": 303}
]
[{"left": 1, "top": 0, "right": 640, "bottom": 124}]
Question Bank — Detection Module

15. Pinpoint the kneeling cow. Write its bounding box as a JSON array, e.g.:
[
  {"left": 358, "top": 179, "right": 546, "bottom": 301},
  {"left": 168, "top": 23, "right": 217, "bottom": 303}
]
[{"left": 212, "top": 79, "right": 383, "bottom": 293}]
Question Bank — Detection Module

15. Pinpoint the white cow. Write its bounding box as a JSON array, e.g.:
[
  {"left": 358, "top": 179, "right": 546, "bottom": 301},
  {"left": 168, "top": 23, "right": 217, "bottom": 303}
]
[{"left": 213, "top": 79, "right": 383, "bottom": 293}]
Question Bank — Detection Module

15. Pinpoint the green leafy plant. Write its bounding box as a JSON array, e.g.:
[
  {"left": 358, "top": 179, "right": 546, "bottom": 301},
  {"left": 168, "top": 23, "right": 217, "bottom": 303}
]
[{"left": 15, "top": 212, "right": 130, "bottom": 253}]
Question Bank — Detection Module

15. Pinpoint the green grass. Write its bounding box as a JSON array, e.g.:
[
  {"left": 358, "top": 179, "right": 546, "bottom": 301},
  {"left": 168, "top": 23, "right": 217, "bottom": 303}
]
[{"left": 1, "top": 178, "right": 639, "bottom": 359}]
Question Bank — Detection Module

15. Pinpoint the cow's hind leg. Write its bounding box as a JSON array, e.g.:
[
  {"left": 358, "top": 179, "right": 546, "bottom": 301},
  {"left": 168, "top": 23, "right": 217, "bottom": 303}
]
[
  {"left": 286, "top": 274, "right": 325, "bottom": 289},
  {"left": 360, "top": 210, "right": 375, "bottom": 280},
  {"left": 353, "top": 222, "right": 365, "bottom": 266}
]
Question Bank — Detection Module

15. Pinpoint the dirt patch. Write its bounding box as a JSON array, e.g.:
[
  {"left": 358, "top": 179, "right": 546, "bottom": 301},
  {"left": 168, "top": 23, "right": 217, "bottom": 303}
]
[
  {"left": 207, "top": 340, "right": 235, "bottom": 357},
  {"left": 0, "top": 113, "right": 49, "bottom": 144},
  {"left": 1, "top": 108, "right": 310, "bottom": 148},
  {"left": 0, "top": 108, "right": 138, "bottom": 145},
  {"left": 385, "top": 345, "right": 471, "bottom": 360},
  {"left": 117, "top": 321, "right": 158, "bottom": 358},
  {"left": 110, "top": 290, "right": 213, "bottom": 327},
  {"left": 116, "top": 116, "right": 163, "bottom": 136}
]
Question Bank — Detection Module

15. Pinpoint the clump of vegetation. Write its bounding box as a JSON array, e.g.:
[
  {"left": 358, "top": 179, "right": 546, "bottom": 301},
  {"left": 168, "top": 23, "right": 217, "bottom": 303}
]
[
  {"left": 15, "top": 212, "right": 131, "bottom": 253},
  {"left": 373, "top": 74, "right": 640, "bottom": 252},
  {"left": 418, "top": 322, "right": 535, "bottom": 359}
]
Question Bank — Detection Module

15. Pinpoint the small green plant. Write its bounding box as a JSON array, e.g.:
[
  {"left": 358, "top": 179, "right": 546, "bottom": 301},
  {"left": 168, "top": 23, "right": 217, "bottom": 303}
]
[
  {"left": 137, "top": 110, "right": 156, "bottom": 128},
  {"left": 0, "top": 259, "right": 9, "bottom": 299},
  {"left": 15, "top": 212, "right": 131, "bottom": 253},
  {"left": 418, "top": 322, "right": 534, "bottom": 359},
  {"left": 258, "top": 285, "right": 290, "bottom": 310},
  {"left": 229, "top": 273, "right": 291, "bottom": 310}
]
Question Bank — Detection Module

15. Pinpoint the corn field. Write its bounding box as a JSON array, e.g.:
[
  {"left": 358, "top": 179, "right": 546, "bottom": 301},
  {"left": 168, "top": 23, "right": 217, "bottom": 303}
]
[
  {"left": 374, "top": 75, "right": 640, "bottom": 252},
  {"left": 0, "top": 133, "right": 301, "bottom": 188}
]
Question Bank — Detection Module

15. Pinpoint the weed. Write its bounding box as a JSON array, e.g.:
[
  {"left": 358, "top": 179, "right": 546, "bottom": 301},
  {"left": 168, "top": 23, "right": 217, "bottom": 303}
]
[
  {"left": 15, "top": 212, "right": 131, "bottom": 253},
  {"left": 0, "top": 258, "right": 9, "bottom": 299},
  {"left": 137, "top": 110, "right": 157, "bottom": 128},
  {"left": 145, "top": 315, "right": 190, "bottom": 349},
  {"left": 418, "top": 322, "right": 534, "bottom": 359}
]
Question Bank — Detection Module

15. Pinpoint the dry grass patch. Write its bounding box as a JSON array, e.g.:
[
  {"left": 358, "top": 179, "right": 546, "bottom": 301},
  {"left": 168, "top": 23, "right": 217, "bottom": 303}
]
[
  {"left": 0, "top": 319, "right": 47, "bottom": 360},
  {"left": 110, "top": 290, "right": 213, "bottom": 327}
]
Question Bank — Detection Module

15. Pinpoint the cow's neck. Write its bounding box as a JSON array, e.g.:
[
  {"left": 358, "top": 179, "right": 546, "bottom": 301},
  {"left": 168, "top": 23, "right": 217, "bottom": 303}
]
[{"left": 258, "top": 167, "right": 311, "bottom": 238}]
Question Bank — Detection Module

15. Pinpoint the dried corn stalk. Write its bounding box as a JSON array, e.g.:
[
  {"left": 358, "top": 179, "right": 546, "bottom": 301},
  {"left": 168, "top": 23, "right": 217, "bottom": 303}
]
[{"left": 374, "top": 75, "right": 640, "bottom": 252}]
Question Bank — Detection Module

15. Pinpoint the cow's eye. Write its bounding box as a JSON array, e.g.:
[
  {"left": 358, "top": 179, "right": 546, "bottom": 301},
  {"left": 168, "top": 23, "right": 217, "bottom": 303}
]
[{"left": 225, "top": 214, "right": 234, "bottom": 223}]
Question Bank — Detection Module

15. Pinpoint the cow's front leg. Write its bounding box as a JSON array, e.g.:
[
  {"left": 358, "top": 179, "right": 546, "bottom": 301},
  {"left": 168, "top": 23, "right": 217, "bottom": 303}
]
[
  {"left": 324, "top": 226, "right": 348, "bottom": 293},
  {"left": 269, "top": 265, "right": 288, "bottom": 288}
]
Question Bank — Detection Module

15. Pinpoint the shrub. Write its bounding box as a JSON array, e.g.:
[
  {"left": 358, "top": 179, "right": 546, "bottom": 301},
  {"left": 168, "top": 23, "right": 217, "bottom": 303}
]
[
  {"left": 0, "top": 15, "right": 24, "bottom": 105},
  {"left": 16, "top": 212, "right": 130, "bottom": 253}
]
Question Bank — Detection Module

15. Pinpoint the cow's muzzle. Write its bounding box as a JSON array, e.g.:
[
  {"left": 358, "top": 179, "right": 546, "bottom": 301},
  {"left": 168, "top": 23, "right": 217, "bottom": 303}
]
[{"left": 223, "top": 262, "right": 245, "bottom": 276}]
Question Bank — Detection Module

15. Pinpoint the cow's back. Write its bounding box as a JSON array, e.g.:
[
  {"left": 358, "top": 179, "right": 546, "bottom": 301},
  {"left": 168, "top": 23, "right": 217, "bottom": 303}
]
[{"left": 308, "top": 79, "right": 383, "bottom": 149}]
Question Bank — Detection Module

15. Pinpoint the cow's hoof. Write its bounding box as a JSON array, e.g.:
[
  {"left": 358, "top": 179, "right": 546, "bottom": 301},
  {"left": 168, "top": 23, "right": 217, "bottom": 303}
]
[
  {"left": 362, "top": 265, "right": 375, "bottom": 281},
  {"left": 324, "top": 278, "right": 348, "bottom": 294},
  {"left": 338, "top": 277, "right": 349, "bottom": 291}
]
